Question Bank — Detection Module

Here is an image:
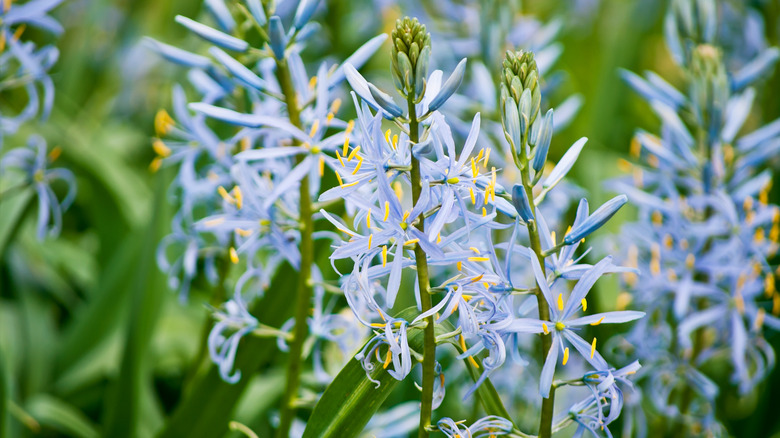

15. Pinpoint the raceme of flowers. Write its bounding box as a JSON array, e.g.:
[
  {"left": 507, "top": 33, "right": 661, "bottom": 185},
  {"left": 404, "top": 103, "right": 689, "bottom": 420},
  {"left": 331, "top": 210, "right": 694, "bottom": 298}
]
[{"left": 608, "top": 0, "right": 780, "bottom": 435}]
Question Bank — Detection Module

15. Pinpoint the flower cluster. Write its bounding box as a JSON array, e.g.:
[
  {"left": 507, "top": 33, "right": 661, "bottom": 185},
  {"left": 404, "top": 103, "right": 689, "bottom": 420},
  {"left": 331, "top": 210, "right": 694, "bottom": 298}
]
[
  {"left": 322, "top": 16, "right": 643, "bottom": 436},
  {"left": 0, "top": 0, "right": 73, "bottom": 240},
  {"left": 610, "top": 0, "right": 780, "bottom": 434}
]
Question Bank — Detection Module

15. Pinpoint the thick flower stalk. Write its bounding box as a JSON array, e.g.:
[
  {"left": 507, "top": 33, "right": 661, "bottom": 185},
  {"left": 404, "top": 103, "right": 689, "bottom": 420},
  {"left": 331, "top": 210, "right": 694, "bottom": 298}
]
[
  {"left": 323, "top": 15, "right": 642, "bottom": 435},
  {"left": 149, "top": 0, "right": 388, "bottom": 435},
  {"left": 611, "top": 0, "right": 780, "bottom": 434}
]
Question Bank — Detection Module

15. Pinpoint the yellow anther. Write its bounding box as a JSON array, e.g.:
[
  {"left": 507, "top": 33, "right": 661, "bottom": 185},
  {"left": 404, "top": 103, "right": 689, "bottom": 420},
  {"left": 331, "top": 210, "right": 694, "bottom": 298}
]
[
  {"left": 590, "top": 317, "right": 605, "bottom": 326},
  {"left": 630, "top": 136, "right": 641, "bottom": 158},
  {"left": 471, "top": 157, "right": 478, "bottom": 177},
  {"left": 755, "top": 227, "right": 766, "bottom": 243},
  {"left": 774, "top": 293, "right": 780, "bottom": 315},
  {"left": 204, "top": 217, "right": 225, "bottom": 227},
  {"left": 229, "top": 247, "right": 239, "bottom": 264},
  {"left": 377, "top": 308, "right": 386, "bottom": 321},
  {"left": 382, "top": 245, "right": 387, "bottom": 267},
  {"left": 366, "top": 209, "right": 372, "bottom": 229},
  {"left": 470, "top": 274, "right": 484, "bottom": 283},
  {"left": 154, "top": 109, "right": 175, "bottom": 136},
  {"left": 476, "top": 148, "right": 484, "bottom": 163},
  {"left": 765, "top": 274, "right": 775, "bottom": 298},
  {"left": 236, "top": 228, "right": 253, "bottom": 237},
  {"left": 459, "top": 335, "right": 480, "bottom": 369},
  {"left": 308, "top": 76, "right": 317, "bottom": 90},
  {"left": 557, "top": 293, "right": 564, "bottom": 311},
  {"left": 309, "top": 120, "right": 320, "bottom": 137},
  {"left": 347, "top": 145, "right": 361, "bottom": 161},
  {"left": 330, "top": 98, "right": 342, "bottom": 115},
  {"left": 341, "top": 180, "right": 359, "bottom": 188},
  {"left": 755, "top": 308, "right": 766, "bottom": 330},
  {"left": 723, "top": 144, "right": 734, "bottom": 166},
  {"left": 482, "top": 207, "right": 487, "bottom": 217},
  {"left": 218, "top": 186, "right": 235, "bottom": 204},
  {"left": 680, "top": 238, "right": 689, "bottom": 250},
  {"left": 345, "top": 119, "right": 355, "bottom": 135},
  {"left": 383, "top": 350, "right": 393, "bottom": 369},
  {"left": 737, "top": 273, "right": 747, "bottom": 292},
  {"left": 469, "top": 187, "right": 476, "bottom": 204},
  {"left": 342, "top": 137, "right": 350, "bottom": 156},
  {"left": 404, "top": 238, "right": 420, "bottom": 246},
  {"left": 550, "top": 231, "right": 557, "bottom": 246},
  {"left": 734, "top": 292, "right": 745, "bottom": 314},
  {"left": 367, "top": 234, "right": 373, "bottom": 249},
  {"left": 326, "top": 112, "right": 335, "bottom": 124},
  {"left": 352, "top": 156, "right": 363, "bottom": 175},
  {"left": 542, "top": 323, "right": 549, "bottom": 335},
  {"left": 335, "top": 171, "right": 344, "bottom": 186},
  {"left": 616, "top": 292, "right": 632, "bottom": 311},
  {"left": 392, "top": 134, "right": 398, "bottom": 149},
  {"left": 48, "top": 146, "right": 62, "bottom": 162},
  {"left": 401, "top": 210, "right": 410, "bottom": 223},
  {"left": 685, "top": 253, "right": 695, "bottom": 270},
  {"left": 617, "top": 158, "right": 632, "bottom": 172},
  {"left": 319, "top": 155, "right": 325, "bottom": 176},
  {"left": 565, "top": 225, "right": 572, "bottom": 236},
  {"left": 650, "top": 243, "right": 661, "bottom": 276},
  {"left": 760, "top": 187, "right": 769, "bottom": 205},
  {"left": 633, "top": 167, "right": 643, "bottom": 188},
  {"left": 468, "top": 257, "right": 490, "bottom": 262},
  {"left": 457, "top": 261, "right": 462, "bottom": 271},
  {"left": 663, "top": 234, "right": 673, "bottom": 249},
  {"left": 743, "top": 197, "right": 754, "bottom": 213},
  {"left": 562, "top": 347, "right": 570, "bottom": 365},
  {"left": 581, "top": 298, "right": 588, "bottom": 312},
  {"left": 149, "top": 157, "right": 162, "bottom": 172},
  {"left": 233, "top": 186, "right": 243, "bottom": 209},
  {"left": 667, "top": 269, "right": 678, "bottom": 282},
  {"left": 153, "top": 139, "right": 171, "bottom": 157},
  {"left": 385, "top": 129, "right": 392, "bottom": 147},
  {"left": 483, "top": 186, "right": 492, "bottom": 205},
  {"left": 469, "top": 247, "right": 480, "bottom": 254},
  {"left": 590, "top": 338, "right": 597, "bottom": 359},
  {"left": 394, "top": 181, "right": 403, "bottom": 200},
  {"left": 384, "top": 201, "right": 390, "bottom": 221},
  {"left": 483, "top": 148, "right": 491, "bottom": 167},
  {"left": 651, "top": 210, "right": 663, "bottom": 226},
  {"left": 447, "top": 176, "right": 460, "bottom": 184}
]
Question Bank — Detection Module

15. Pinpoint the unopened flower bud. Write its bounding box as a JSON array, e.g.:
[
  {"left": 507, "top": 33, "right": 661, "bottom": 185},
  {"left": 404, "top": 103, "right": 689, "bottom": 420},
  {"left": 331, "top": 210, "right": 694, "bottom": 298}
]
[{"left": 391, "top": 17, "right": 431, "bottom": 101}]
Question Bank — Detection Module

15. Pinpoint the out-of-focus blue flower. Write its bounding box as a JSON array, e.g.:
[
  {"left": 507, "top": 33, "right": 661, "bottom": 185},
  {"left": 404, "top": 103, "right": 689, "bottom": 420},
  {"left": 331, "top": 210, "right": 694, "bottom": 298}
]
[
  {"left": 208, "top": 294, "right": 259, "bottom": 383},
  {"left": 436, "top": 415, "right": 513, "bottom": 438},
  {"left": 1, "top": 135, "right": 75, "bottom": 239}
]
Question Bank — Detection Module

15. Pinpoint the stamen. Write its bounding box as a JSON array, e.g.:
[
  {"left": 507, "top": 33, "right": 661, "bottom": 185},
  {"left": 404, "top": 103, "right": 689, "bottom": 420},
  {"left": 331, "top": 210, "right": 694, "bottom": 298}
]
[
  {"left": 457, "top": 261, "right": 462, "bottom": 271},
  {"left": 468, "top": 257, "right": 490, "bottom": 262},
  {"left": 581, "top": 298, "right": 587, "bottom": 312},
  {"left": 404, "top": 238, "right": 419, "bottom": 246},
  {"left": 367, "top": 234, "right": 373, "bottom": 249},
  {"left": 347, "top": 145, "right": 361, "bottom": 161},
  {"left": 236, "top": 228, "right": 253, "bottom": 237},
  {"left": 218, "top": 186, "right": 235, "bottom": 204},
  {"left": 345, "top": 120, "right": 355, "bottom": 135},
  {"left": 319, "top": 156, "right": 325, "bottom": 176},
  {"left": 469, "top": 247, "right": 480, "bottom": 254},
  {"left": 590, "top": 317, "right": 605, "bottom": 326},
  {"left": 229, "top": 247, "right": 239, "bottom": 264},
  {"left": 483, "top": 148, "right": 491, "bottom": 167},
  {"left": 471, "top": 157, "right": 477, "bottom": 178},
  {"left": 394, "top": 182, "right": 403, "bottom": 200},
  {"left": 383, "top": 350, "right": 393, "bottom": 369},
  {"left": 330, "top": 98, "right": 342, "bottom": 114},
  {"left": 342, "top": 137, "right": 350, "bottom": 156},
  {"left": 233, "top": 186, "right": 243, "bottom": 209},
  {"left": 204, "top": 217, "right": 225, "bottom": 227},
  {"left": 366, "top": 209, "right": 371, "bottom": 229},
  {"left": 557, "top": 293, "right": 564, "bottom": 311},
  {"left": 153, "top": 139, "right": 171, "bottom": 157},
  {"left": 562, "top": 347, "right": 570, "bottom": 365},
  {"left": 309, "top": 120, "right": 319, "bottom": 137},
  {"left": 590, "top": 338, "right": 597, "bottom": 359},
  {"left": 352, "top": 156, "right": 363, "bottom": 174},
  {"left": 542, "top": 323, "right": 549, "bottom": 335},
  {"left": 384, "top": 201, "right": 390, "bottom": 221},
  {"left": 382, "top": 245, "right": 387, "bottom": 267},
  {"left": 469, "top": 187, "right": 476, "bottom": 204},
  {"left": 308, "top": 76, "right": 317, "bottom": 90}
]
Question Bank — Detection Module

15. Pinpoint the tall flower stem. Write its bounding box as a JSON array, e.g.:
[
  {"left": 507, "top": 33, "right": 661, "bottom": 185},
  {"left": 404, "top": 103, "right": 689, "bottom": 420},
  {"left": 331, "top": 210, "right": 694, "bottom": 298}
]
[
  {"left": 408, "top": 94, "right": 435, "bottom": 438},
  {"left": 520, "top": 145, "right": 555, "bottom": 438},
  {"left": 275, "top": 57, "right": 314, "bottom": 438}
]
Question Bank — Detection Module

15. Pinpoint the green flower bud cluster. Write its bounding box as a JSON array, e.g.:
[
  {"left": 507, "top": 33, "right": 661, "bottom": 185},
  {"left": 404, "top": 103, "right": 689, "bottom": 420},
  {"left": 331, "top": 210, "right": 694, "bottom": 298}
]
[
  {"left": 391, "top": 17, "right": 431, "bottom": 101},
  {"left": 500, "top": 50, "right": 542, "bottom": 131},
  {"left": 690, "top": 44, "right": 728, "bottom": 126}
]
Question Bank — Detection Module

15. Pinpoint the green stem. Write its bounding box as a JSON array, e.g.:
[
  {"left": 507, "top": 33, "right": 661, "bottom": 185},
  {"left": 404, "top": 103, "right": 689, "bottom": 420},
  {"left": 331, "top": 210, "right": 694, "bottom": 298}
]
[
  {"left": 409, "top": 95, "right": 436, "bottom": 438},
  {"left": 520, "top": 145, "right": 555, "bottom": 438},
  {"left": 275, "top": 57, "right": 314, "bottom": 438}
]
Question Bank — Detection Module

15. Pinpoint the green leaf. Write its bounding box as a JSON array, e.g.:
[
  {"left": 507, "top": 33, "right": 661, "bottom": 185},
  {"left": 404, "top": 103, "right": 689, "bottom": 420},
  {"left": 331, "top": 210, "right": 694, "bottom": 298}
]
[
  {"left": 157, "top": 262, "right": 298, "bottom": 438},
  {"left": 0, "top": 348, "right": 9, "bottom": 438},
  {"left": 102, "top": 169, "right": 170, "bottom": 438},
  {"left": 0, "top": 186, "right": 33, "bottom": 257},
  {"left": 303, "top": 307, "right": 445, "bottom": 438},
  {"left": 26, "top": 394, "right": 99, "bottom": 438}
]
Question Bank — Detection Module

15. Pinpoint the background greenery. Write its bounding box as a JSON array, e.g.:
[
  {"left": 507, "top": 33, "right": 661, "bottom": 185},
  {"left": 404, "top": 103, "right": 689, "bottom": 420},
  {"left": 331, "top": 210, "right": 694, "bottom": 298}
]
[{"left": 1, "top": 0, "right": 779, "bottom": 436}]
